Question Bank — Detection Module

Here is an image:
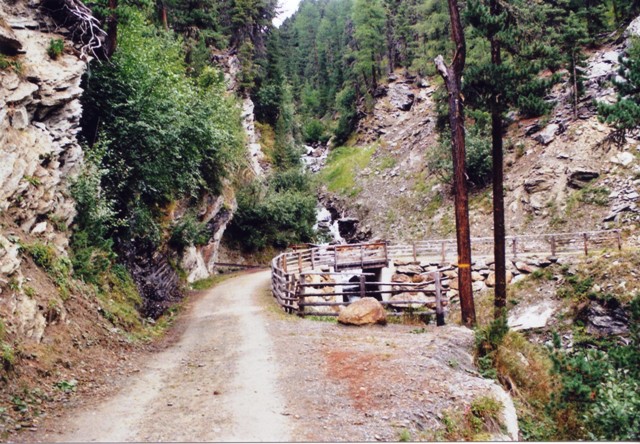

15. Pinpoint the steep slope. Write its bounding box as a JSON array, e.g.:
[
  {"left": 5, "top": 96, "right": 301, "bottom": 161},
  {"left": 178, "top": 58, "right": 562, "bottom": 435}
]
[{"left": 318, "top": 20, "right": 640, "bottom": 247}]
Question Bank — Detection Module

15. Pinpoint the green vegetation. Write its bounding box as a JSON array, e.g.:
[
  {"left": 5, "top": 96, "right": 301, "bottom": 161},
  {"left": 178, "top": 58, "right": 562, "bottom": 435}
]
[
  {"left": 227, "top": 170, "right": 317, "bottom": 251},
  {"left": 599, "top": 37, "right": 640, "bottom": 143},
  {"left": 439, "top": 395, "right": 505, "bottom": 440},
  {"left": 474, "top": 253, "right": 640, "bottom": 441},
  {"left": 54, "top": 379, "right": 78, "bottom": 393},
  {"left": 319, "top": 145, "right": 375, "bottom": 196},
  {"left": 22, "top": 242, "right": 72, "bottom": 299},
  {"left": 47, "top": 38, "right": 64, "bottom": 59}
]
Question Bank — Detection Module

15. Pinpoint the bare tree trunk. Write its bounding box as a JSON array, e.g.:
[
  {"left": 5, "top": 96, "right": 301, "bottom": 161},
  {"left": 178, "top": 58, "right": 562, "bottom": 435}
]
[
  {"left": 105, "top": 0, "right": 118, "bottom": 58},
  {"left": 572, "top": 52, "right": 578, "bottom": 120},
  {"left": 491, "top": 34, "right": 507, "bottom": 319},
  {"left": 159, "top": 1, "right": 168, "bottom": 30},
  {"left": 434, "top": 0, "right": 476, "bottom": 328}
]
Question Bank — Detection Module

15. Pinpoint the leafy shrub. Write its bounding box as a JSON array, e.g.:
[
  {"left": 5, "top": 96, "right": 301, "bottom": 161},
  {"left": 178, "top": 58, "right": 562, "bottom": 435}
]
[
  {"left": 82, "top": 9, "right": 243, "bottom": 248},
  {"left": 47, "top": 38, "right": 64, "bottom": 59},
  {"left": 333, "top": 86, "right": 357, "bottom": 146},
  {"left": 169, "top": 213, "right": 210, "bottom": 251},
  {"left": 269, "top": 169, "right": 312, "bottom": 194},
  {"left": 227, "top": 179, "right": 317, "bottom": 252},
  {"left": 303, "top": 119, "right": 329, "bottom": 144},
  {"left": 427, "top": 114, "right": 492, "bottom": 188}
]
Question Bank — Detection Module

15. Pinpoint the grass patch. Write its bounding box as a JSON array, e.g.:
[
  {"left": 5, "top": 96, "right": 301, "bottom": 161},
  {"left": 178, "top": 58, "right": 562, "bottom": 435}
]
[
  {"left": 319, "top": 145, "right": 375, "bottom": 197},
  {"left": 190, "top": 272, "right": 238, "bottom": 290},
  {"left": 439, "top": 395, "right": 505, "bottom": 440},
  {"left": 375, "top": 154, "right": 396, "bottom": 170}
]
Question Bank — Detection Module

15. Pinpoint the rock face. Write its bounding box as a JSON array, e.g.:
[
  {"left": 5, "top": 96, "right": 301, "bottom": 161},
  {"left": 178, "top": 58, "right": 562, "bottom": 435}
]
[
  {"left": 338, "top": 297, "right": 387, "bottom": 325},
  {"left": 0, "top": 1, "right": 90, "bottom": 346}
]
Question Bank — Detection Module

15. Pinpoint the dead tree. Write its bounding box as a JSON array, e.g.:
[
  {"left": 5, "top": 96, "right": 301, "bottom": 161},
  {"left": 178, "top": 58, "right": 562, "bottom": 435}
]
[
  {"left": 434, "top": 0, "right": 476, "bottom": 327},
  {"left": 41, "top": 0, "right": 108, "bottom": 60}
]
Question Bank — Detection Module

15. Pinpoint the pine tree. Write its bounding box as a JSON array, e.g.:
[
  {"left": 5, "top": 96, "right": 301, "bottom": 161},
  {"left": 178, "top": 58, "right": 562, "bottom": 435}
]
[
  {"left": 352, "top": 0, "right": 386, "bottom": 91},
  {"left": 599, "top": 37, "right": 640, "bottom": 142}
]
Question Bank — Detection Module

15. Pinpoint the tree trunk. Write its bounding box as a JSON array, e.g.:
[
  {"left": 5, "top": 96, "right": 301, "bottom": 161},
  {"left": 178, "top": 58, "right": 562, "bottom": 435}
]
[
  {"left": 491, "top": 35, "right": 507, "bottom": 319},
  {"left": 159, "top": 1, "right": 168, "bottom": 30},
  {"left": 572, "top": 51, "right": 578, "bottom": 120},
  {"left": 105, "top": 0, "right": 118, "bottom": 58},
  {"left": 434, "top": 0, "right": 476, "bottom": 328}
]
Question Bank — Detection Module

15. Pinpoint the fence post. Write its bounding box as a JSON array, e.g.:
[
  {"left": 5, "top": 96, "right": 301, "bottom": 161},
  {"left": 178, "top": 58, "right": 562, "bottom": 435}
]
[
  {"left": 334, "top": 246, "right": 338, "bottom": 271},
  {"left": 433, "top": 271, "right": 445, "bottom": 326},
  {"left": 441, "top": 241, "right": 446, "bottom": 264},
  {"left": 412, "top": 242, "right": 417, "bottom": 263},
  {"left": 583, "top": 233, "right": 589, "bottom": 256},
  {"left": 551, "top": 236, "right": 556, "bottom": 257},
  {"left": 383, "top": 242, "right": 389, "bottom": 264},
  {"left": 298, "top": 252, "right": 302, "bottom": 272},
  {"left": 297, "top": 275, "right": 305, "bottom": 317},
  {"left": 311, "top": 249, "right": 315, "bottom": 270},
  {"left": 281, "top": 255, "right": 288, "bottom": 274},
  {"left": 359, "top": 274, "right": 366, "bottom": 299},
  {"left": 360, "top": 244, "right": 364, "bottom": 268},
  {"left": 512, "top": 237, "right": 517, "bottom": 259},
  {"left": 617, "top": 230, "right": 622, "bottom": 251}
]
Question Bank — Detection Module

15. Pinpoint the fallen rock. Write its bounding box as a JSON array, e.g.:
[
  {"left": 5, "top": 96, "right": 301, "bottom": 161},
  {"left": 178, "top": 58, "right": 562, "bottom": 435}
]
[
  {"left": 514, "top": 261, "right": 537, "bottom": 274},
  {"left": 508, "top": 301, "right": 557, "bottom": 331},
  {"left": 389, "top": 292, "right": 430, "bottom": 309},
  {"left": 391, "top": 273, "right": 412, "bottom": 283},
  {"left": 338, "top": 297, "right": 387, "bottom": 326},
  {"left": 533, "top": 123, "right": 559, "bottom": 145},
  {"left": 485, "top": 271, "right": 513, "bottom": 287},
  {"left": 388, "top": 83, "right": 415, "bottom": 111},
  {"left": 524, "top": 174, "right": 554, "bottom": 193},
  {"left": 610, "top": 152, "right": 635, "bottom": 167},
  {"left": 577, "top": 299, "right": 629, "bottom": 336},
  {"left": 0, "top": 16, "right": 22, "bottom": 54}
]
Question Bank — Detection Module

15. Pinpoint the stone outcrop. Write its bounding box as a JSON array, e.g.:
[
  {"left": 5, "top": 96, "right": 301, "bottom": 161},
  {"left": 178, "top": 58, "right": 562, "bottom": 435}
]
[{"left": 0, "top": 0, "right": 91, "bottom": 350}]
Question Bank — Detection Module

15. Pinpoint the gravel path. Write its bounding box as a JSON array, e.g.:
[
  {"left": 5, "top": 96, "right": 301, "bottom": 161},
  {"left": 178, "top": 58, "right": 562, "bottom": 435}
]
[
  {"left": 32, "top": 270, "right": 517, "bottom": 442},
  {"left": 36, "top": 270, "right": 290, "bottom": 442}
]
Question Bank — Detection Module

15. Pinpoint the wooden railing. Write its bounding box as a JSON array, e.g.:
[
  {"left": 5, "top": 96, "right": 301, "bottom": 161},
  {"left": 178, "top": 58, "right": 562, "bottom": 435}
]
[{"left": 270, "top": 230, "right": 622, "bottom": 323}]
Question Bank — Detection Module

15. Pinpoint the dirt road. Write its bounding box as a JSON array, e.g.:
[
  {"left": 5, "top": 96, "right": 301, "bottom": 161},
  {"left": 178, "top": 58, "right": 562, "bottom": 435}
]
[{"left": 41, "top": 270, "right": 291, "bottom": 442}]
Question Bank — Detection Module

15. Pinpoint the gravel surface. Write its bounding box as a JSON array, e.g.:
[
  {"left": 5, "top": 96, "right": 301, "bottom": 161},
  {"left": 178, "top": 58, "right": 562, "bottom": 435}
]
[{"left": 28, "top": 270, "right": 516, "bottom": 442}]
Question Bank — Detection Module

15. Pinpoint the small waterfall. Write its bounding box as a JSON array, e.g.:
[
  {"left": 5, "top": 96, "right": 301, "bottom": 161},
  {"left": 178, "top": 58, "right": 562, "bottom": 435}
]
[{"left": 313, "top": 205, "right": 344, "bottom": 244}]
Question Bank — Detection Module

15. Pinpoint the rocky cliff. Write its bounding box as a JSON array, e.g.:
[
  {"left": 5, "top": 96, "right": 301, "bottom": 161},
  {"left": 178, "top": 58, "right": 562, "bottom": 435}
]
[{"left": 1, "top": 0, "right": 87, "bottom": 340}]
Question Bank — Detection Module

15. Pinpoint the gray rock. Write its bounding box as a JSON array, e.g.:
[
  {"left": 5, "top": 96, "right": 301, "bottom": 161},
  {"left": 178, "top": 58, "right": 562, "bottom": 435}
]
[
  {"left": 10, "top": 106, "right": 28, "bottom": 129},
  {"left": 567, "top": 169, "right": 599, "bottom": 189},
  {"left": 578, "top": 300, "right": 629, "bottom": 336},
  {"left": 396, "top": 264, "right": 423, "bottom": 275},
  {"left": 388, "top": 83, "right": 415, "bottom": 111},
  {"left": 610, "top": 151, "right": 635, "bottom": 167},
  {"left": 0, "top": 17, "right": 22, "bottom": 54},
  {"left": 533, "top": 124, "right": 559, "bottom": 145}
]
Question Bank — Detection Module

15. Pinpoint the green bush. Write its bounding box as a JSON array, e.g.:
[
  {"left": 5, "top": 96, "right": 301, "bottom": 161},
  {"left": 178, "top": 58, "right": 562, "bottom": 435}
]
[
  {"left": 47, "top": 38, "right": 64, "bottom": 59},
  {"left": 427, "top": 114, "right": 492, "bottom": 188},
  {"left": 82, "top": 9, "right": 243, "bottom": 248},
  {"left": 169, "top": 213, "right": 210, "bottom": 251},
  {"left": 227, "top": 178, "right": 317, "bottom": 252},
  {"left": 303, "top": 119, "right": 329, "bottom": 144}
]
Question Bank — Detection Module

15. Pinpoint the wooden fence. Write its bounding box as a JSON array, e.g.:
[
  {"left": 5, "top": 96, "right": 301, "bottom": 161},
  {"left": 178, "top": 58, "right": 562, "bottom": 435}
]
[{"left": 270, "top": 230, "right": 622, "bottom": 324}]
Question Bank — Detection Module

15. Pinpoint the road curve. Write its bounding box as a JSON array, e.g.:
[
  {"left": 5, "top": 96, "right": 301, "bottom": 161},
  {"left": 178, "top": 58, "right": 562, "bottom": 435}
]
[{"left": 48, "top": 270, "right": 290, "bottom": 442}]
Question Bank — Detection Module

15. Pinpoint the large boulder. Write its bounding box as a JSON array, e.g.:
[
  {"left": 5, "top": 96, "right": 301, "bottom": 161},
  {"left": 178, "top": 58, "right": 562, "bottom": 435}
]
[
  {"left": 533, "top": 123, "right": 559, "bottom": 145},
  {"left": 388, "top": 83, "right": 415, "bottom": 111},
  {"left": 485, "top": 271, "right": 513, "bottom": 287},
  {"left": 338, "top": 297, "right": 387, "bottom": 326}
]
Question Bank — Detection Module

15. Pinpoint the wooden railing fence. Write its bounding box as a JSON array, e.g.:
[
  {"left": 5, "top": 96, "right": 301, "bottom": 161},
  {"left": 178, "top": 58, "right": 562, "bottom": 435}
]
[{"left": 270, "top": 230, "right": 622, "bottom": 324}]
